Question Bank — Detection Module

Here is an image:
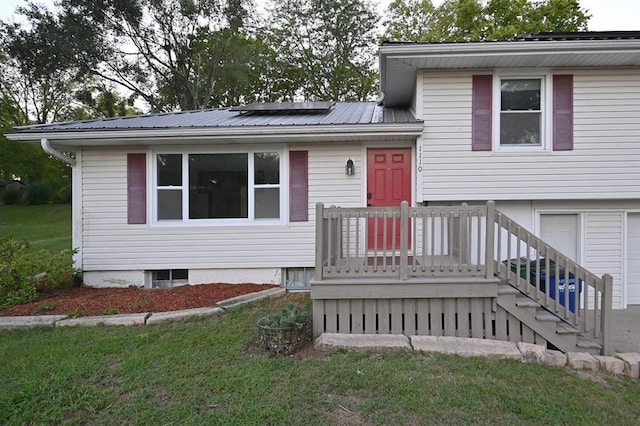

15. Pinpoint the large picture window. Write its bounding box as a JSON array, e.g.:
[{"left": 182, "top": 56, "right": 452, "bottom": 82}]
[{"left": 154, "top": 150, "right": 282, "bottom": 223}]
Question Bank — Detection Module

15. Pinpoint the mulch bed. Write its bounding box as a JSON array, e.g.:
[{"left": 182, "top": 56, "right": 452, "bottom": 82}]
[{"left": 0, "top": 283, "right": 278, "bottom": 317}]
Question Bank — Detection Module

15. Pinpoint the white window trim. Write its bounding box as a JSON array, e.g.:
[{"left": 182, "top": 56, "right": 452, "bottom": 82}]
[
  {"left": 151, "top": 145, "right": 288, "bottom": 227},
  {"left": 492, "top": 71, "right": 553, "bottom": 153}
]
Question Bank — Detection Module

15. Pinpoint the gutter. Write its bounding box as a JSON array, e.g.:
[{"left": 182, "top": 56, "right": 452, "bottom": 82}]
[
  {"left": 41, "top": 138, "right": 76, "bottom": 166},
  {"left": 7, "top": 123, "right": 425, "bottom": 144}
]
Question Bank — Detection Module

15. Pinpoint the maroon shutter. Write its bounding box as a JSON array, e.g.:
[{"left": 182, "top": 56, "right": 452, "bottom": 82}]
[
  {"left": 553, "top": 74, "right": 574, "bottom": 151},
  {"left": 472, "top": 75, "right": 493, "bottom": 151},
  {"left": 289, "top": 151, "right": 308, "bottom": 222},
  {"left": 127, "top": 153, "right": 146, "bottom": 224}
]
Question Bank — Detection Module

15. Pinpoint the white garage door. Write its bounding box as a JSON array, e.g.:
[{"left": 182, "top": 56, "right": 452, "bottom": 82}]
[
  {"left": 540, "top": 214, "right": 579, "bottom": 262},
  {"left": 627, "top": 213, "right": 640, "bottom": 305}
]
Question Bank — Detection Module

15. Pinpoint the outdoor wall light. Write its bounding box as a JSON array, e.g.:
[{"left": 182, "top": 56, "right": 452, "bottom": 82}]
[{"left": 345, "top": 158, "right": 355, "bottom": 176}]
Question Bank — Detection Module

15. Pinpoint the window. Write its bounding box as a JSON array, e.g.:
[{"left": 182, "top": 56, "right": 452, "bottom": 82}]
[
  {"left": 151, "top": 269, "right": 188, "bottom": 288},
  {"left": 472, "top": 73, "right": 573, "bottom": 152},
  {"left": 154, "top": 150, "right": 282, "bottom": 223},
  {"left": 500, "top": 78, "right": 542, "bottom": 146}
]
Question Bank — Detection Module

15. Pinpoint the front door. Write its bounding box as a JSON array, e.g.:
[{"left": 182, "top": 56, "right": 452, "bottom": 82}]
[{"left": 367, "top": 148, "right": 412, "bottom": 250}]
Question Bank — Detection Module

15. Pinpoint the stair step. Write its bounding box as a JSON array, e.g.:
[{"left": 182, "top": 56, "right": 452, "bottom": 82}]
[
  {"left": 515, "top": 295, "right": 540, "bottom": 308},
  {"left": 498, "top": 284, "right": 520, "bottom": 295},
  {"left": 535, "top": 309, "right": 561, "bottom": 322},
  {"left": 576, "top": 336, "right": 602, "bottom": 350},
  {"left": 556, "top": 322, "right": 580, "bottom": 335}
]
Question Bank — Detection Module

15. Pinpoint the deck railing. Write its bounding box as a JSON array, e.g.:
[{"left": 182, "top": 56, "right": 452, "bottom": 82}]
[{"left": 314, "top": 201, "right": 612, "bottom": 354}]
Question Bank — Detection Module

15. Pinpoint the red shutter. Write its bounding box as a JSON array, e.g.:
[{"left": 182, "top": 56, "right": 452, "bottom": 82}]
[
  {"left": 553, "top": 74, "right": 574, "bottom": 151},
  {"left": 127, "top": 153, "right": 146, "bottom": 224},
  {"left": 289, "top": 151, "right": 308, "bottom": 222},
  {"left": 472, "top": 75, "right": 493, "bottom": 151}
]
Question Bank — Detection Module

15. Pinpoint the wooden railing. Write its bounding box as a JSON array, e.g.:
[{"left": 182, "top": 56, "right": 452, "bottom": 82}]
[
  {"left": 315, "top": 202, "right": 489, "bottom": 280},
  {"left": 494, "top": 206, "right": 612, "bottom": 355},
  {"left": 314, "top": 201, "right": 613, "bottom": 354}
]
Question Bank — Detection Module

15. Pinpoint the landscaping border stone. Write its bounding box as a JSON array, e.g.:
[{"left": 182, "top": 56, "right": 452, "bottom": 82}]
[
  {"left": 0, "top": 315, "right": 68, "bottom": 329},
  {"left": 146, "top": 307, "right": 223, "bottom": 324}
]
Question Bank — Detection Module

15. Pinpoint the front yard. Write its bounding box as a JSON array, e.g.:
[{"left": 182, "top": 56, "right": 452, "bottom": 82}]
[{"left": 1, "top": 294, "right": 639, "bottom": 425}]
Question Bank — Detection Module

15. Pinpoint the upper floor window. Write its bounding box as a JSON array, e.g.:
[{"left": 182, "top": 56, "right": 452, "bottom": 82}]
[
  {"left": 154, "top": 150, "right": 282, "bottom": 224},
  {"left": 500, "top": 78, "right": 542, "bottom": 146}
]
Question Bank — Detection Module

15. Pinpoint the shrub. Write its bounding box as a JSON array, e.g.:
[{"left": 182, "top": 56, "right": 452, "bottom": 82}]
[
  {"left": 25, "top": 181, "right": 53, "bottom": 205},
  {"left": 0, "top": 236, "right": 78, "bottom": 310},
  {"left": 2, "top": 187, "right": 23, "bottom": 205}
]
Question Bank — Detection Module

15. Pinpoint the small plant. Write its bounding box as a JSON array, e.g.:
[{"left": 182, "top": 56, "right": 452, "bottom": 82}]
[
  {"left": 102, "top": 308, "right": 119, "bottom": 316},
  {"left": 34, "top": 302, "right": 57, "bottom": 312},
  {"left": 257, "top": 304, "right": 311, "bottom": 355},
  {"left": 64, "top": 309, "right": 83, "bottom": 318}
]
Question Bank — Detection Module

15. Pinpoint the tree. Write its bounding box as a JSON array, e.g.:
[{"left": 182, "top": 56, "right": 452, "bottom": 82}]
[
  {"left": 266, "top": 0, "right": 379, "bottom": 101},
  {"left": 46, "top": 0, "right": 276, "bottom": 111},
  {"left": 383, "top": 0, "right": 590, "bottom": 42}
]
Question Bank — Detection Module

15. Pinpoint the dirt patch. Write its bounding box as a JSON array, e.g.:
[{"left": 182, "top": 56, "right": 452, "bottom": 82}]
[{"left": 0, "top": 283, "right": 278, "bottom": 317}]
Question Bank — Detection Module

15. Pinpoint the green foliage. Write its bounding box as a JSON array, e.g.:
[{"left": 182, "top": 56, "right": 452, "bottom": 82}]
[
  {"left": 1, "top": 187, "right": 23, "bottom": 204},
  {"left": 384, "top": 0, "right": 591, "bottom": 42},
  {"left": 257, "top": 304, "right": 310, "bottom": 329},
  {"left": 266, "top": 0, "right": 379, "bottom": 101},
  {"left": 0, "top": 235, "right": 77, "bottom": 310},
  {"left": 24, "top": 181, "right": 53, "bottom": 205}
]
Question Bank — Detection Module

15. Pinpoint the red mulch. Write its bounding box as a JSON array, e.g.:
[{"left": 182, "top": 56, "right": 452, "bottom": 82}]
[{"left": 0, "top": 283, "right": 278, "bottom": 317}]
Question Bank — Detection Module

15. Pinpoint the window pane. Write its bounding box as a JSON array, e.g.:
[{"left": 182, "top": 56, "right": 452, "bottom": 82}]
[
  {"left": 158, "top": 190, "right": 182, "bottom": 219},
  {"left": 157, "top": 154, "right": 182, "bottom": 186},
  {"left": 501, "top": 79, "right": 541, "bottom": 111},
  {"left": 501, "top": 112, "right": 541, "bottom": 145},
  {"left": 255, "top": 188, "right": 280, "bottom": 218},
  {"left": 254, "top": 152, "right": 280, "bottom": 184},
  {"left": 189, "top": 154, "right": 248, "bottom": 219}
]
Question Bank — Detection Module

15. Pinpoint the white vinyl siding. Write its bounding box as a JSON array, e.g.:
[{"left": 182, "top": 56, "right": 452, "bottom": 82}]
[
  {"left": 627, "top": 213, "right": 640, "bottom": 305},
  {"left": 421, "top": 70, "right": 640, "bottom": 201},
  {"left": 80, "top": 144, "right": 363, "bottom": 271}
]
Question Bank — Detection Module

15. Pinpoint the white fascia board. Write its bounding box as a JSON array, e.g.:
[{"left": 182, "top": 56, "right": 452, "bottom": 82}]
[
  {"left": 379, "top": 39, "right": 640, "bottom": 58},
  {"left": 5, "top": 123, "right": 424, "bottom": 145}
]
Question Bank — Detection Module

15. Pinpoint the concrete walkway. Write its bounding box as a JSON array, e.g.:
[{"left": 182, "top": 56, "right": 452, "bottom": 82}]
[{"left": 611, "top": 306, "right": 640, "bottom": 353}]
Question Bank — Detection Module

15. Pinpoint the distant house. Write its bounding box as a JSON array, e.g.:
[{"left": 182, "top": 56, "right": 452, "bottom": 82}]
[{"left": 7, "top": 31, "right": 640, "bottom": 354}]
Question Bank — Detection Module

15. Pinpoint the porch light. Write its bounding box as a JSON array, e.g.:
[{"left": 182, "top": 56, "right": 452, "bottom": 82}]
[{"left": 345, "top": 158, "right": 355, "bottom": 176}]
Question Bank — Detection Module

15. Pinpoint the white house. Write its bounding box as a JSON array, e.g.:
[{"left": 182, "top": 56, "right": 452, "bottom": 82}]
[{"left": 7, "top": 32, "right": 640, "bottom": 353}]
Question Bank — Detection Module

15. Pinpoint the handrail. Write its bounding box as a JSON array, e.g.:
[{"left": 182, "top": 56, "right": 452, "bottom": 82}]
[{"left": 492, "top": 209, "right": 612, "bottom": 354}]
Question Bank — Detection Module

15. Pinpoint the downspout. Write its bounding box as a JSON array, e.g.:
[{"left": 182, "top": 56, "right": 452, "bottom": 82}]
[{"left": 41, "top": 138, "right": 76, "bottom": 166}]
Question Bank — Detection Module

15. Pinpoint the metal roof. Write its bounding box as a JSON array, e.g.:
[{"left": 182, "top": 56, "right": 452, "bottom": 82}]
[{"left": 14, "top": 102, "right": 418, "bottom": 133}]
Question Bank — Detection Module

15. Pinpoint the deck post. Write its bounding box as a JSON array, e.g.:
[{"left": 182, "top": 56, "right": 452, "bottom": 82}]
[
  {"left": 601, "top": 274, "right": 613, "bottom": 355},
  {"left": 485, "top": 201, "right": 496, "bottom": 279},
  {"left": 400, "top": 201, "right": 409, "bottom": 280},
  {"left": 315, "top": 203, "right": 324, "bottom": 281}
]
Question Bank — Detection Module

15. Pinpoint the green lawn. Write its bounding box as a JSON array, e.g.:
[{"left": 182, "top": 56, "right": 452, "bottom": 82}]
[
  {"left": 1, "top": 295, "right": 638, "bottom": 425},
  {"left": 0, "top": 204, "right": 71, "bottom": 252}
]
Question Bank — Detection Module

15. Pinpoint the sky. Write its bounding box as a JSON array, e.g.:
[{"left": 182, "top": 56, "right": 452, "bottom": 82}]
[{"left": 0, "top": 0, "right": 639, "bottom": 31}]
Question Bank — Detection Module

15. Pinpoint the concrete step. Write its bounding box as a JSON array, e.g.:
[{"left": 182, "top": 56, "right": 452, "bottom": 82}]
[
  {"left": 535, "top": 309, "right": 561, "bottom": 322},
  {"left": 515, "top": 295, "right": 540, "bottom": 308},
  {"left": 576, "top": 336, "right": 602, "bottom": 350}
]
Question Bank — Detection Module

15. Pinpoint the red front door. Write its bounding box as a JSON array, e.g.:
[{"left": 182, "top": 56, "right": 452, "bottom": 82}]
[{"left": 367, "top": 148, "right": 412, "bottom": 250}]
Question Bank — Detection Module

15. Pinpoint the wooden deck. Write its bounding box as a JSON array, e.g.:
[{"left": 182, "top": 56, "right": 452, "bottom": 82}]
[{"left": 312, "top": 201, "right": 614, "bottom": 355}]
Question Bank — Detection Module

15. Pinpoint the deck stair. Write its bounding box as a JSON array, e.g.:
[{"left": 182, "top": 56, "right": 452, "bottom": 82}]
[{"left": 497, "top": 280, "right": 601, "bottom": 354}]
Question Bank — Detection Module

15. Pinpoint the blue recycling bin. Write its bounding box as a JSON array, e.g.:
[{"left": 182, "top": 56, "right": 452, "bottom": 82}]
[
  {"left": 503, "top": 258, "right": 582, "bottom": 313},
  {"left": 538, "top": 271, "right": 582, "bottom": 314}
]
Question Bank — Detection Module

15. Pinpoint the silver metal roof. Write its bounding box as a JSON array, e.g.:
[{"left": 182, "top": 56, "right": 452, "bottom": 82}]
[{"left": 14, "top": 102, "right": 418, "bottom": 133}]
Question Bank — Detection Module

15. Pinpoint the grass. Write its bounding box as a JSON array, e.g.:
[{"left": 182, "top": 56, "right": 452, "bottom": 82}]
[
  {"left": 0, "top": 204, "right": 71, "bottom": 252},
  {"left": 1, "top": 295, "right": 639, "bottom": 425}
]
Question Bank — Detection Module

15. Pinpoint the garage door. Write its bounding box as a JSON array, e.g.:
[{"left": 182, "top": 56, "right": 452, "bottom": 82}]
[
  {"left": 540, "top": 214, "right": 579, "bottom": 262},
  {"left": 627, "top": 213, "right": 640, "bottom": 305}
]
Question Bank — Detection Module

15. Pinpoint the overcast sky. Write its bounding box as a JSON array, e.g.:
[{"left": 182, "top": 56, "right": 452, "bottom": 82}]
[{"left": 1, "top": 0, "right": 639, "bottom": 31}]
